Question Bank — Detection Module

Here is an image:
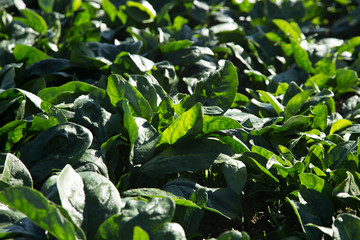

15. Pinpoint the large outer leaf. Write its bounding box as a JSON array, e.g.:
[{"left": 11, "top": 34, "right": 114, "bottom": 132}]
[
  {"left": 140, "top": 139, "right": 234, "bottom": 179},
  {"left": 37, "top": 81, "right": 107, "bottom": 105},
  {"left": 333, "top": 213, "right": 360, "bottom": 240},
  {"left": 20, "top": 122, "right": 92, "bottom": 184},
  {"left": 0, "top": 153, "right": 32, "bottom": 188},
  {"left": 0, "top": 186, "right": 81, "bottom": 240},
  {"left": 96, "top": 197, "right": 175, "bottom": 239},
  {"left": 42, "top": 171, "right": 123, "bottom": 239}
]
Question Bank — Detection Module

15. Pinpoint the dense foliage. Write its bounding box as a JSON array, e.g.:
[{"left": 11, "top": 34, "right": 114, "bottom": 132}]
[{"left": 1, "top": 0, "right": 360, "bottom": 239}]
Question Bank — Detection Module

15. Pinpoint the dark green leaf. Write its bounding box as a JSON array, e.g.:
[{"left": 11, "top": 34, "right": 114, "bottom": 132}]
[
  {"left": 333, "top": 213, "right": 360, "bottom": 240},
  {"left": 141, "top": 139, "right": 234, "bottom": 179},
  {"left": 20, "top": 122, "right": 92, "bottom": 184}
]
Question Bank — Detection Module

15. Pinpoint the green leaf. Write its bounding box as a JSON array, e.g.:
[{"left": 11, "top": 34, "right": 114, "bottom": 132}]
[
  {"left": 325, "top": 141, "right": 357, "bottom": 170},
  {"left": 174, "top": 188, "right": 207, "bottom": 236},
  {"left": 239, "top": 153, "right": 279, "bottom": 186},
  {"left": 133, "top": 226, "right": 150, "bottom": 240},
  {"left": 284, "top": 90, "right": 312, "bottom": 120},
  {"left": 119, "top": 99, "right": 139, "bottom": 163},
  {"left": 335, "top": 69, "right": 359, "bottom": 94},
  {"left": 0, "top": 120, "right": 27, "bottom": 152},
  {"left": 96, "top": 197, "right": 175, "bottom": 240},
  {"left": 202, "top": 115, "right": 242, "bottom": 134},
  {"left": 222, "top": 159, "right": 247, "bottom": 195},
  {"left": 13, "top": 45, "right": 51, "bottom": 67},
  {"left": 152, "top": 97, "right": 175, "bottom": 133},
  {"left": 0, "top": 153, "right": 32, "bottom": 188},
  {"left": 126, "top": 0, "right": 156, "bottom": 24},
  {"left": 57, "top": 165, "right": 85, "bottom": 228},
  {"left": 133, "top": 117, "right": 160, "bottom": 164},
  {"left": 311, "top": 104, "right": 328, "bottom": 131},
  {"left": 0, "top": 186, "right": 78, "bottom": 240},
  {"left": 333, "top": 171, "right": 360, "bottom": 202},
  {"left": 329, "top": 119, "right": 352, "bottom": 135},
  {"left": 121, "top": 188, "right": 201, "bottom": 209},
  {"left": 273, "top": 19, "right": 302, "bottom": 41},
  {"left": 73, "top": 95, "right": 110, "bottom": 142},
  {"left": 150, "top": 222, "right": 186, "bottom": 240},
  {"left": 30, "top": 101, "right": 67, "bottom": 131},
  {"left": 15, "top": 9, "right": 47, "bottom": 35},
  {"left": 286, "top": 189, "right": 334, "bottom": 240},
  {"left": 38, "top": 0, "right": 54, "bottom": 13},
  {"left": 141, "top": 139, "right": 234, "bottom": 179},
  {"left": 159, "top": 40, "right": 194, "bottom": 53},
  {"left": 43, "top": 171, "right": 123, "bottom": 238},
  {"left": 191, "top": 60, "right": 238, "bottom": 112},
  {"left": 37, "top": 81, "right": 106, "bottom": 105},
  {"left": 20, "top": 122, "right": 93, "bottom": 184},
  {"left": 257, "top": 90, "right": 284, "bottom": 116},
  {"left": 159, "top": 102, "right": 203, "bottom": 145},
  {"left": 337, "top": 36, "right": 360, "bottom": 54},
  {"left": 107, "top": 74, "right": 153, "bottom": 121},
  {"left": 304, "top": 74, "right": 331, "bottom": 89},
  {"left": 290, "top": 39, "right": 313, "bottom": 73},
  {"left": 102, "top": 0, "right": 118, "bottom": 22},
  {"left": 333, "top": 213, "right": 360, "bottom": 240},
  {"left": 299, "top": 173, "right": 332, "bottom": 198},
  {"left": 216, "top": 230, "right": 250, "bottom": 240}
]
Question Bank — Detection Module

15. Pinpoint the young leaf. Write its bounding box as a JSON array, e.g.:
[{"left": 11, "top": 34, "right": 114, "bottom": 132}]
[
  {"left": 15, "top": 9, "right": 47, "bottom": 35},
  {"left": 257, "top": 90, "right": 284, "bottom": 116},
  {"left": 159, "top": 102, "right": 203, "bottom": 145},
  {"left": 290, "top": 39, "right": 313, "bottom": 73},
  {"left": 202, "top": 115, "right": 242, "bottom": 134},
  {"left": 273, "top": 19, "right": 302, "bottom": 41},
  {"left": 284, "top": 90, "right": 312, "bottom": 120},
  {"left": 13, "top": 45, "right": 51, "bottom": 67},
  {"left": 119, "top": 99, "right": 138, "bottom": 163},
  {"left": 311, "top": 104, "right": 328, "bottom": 131},
  {"left": 329, "top": 119, "right": 352, "bottom": 135},
  {"left": 38, "top": 0, "right": 54, "bottom": 13},
  {"left": 107, "top": 74, "right": 153, "bottom": 120},
  {"left": 133, "top": 226, "right": 150, "bottom": 240}
]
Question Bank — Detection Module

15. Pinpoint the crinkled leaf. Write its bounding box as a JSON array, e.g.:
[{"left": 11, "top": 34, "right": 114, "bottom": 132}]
[{"left": 20, "top": 122, "right": 92, "bottom": 184}]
